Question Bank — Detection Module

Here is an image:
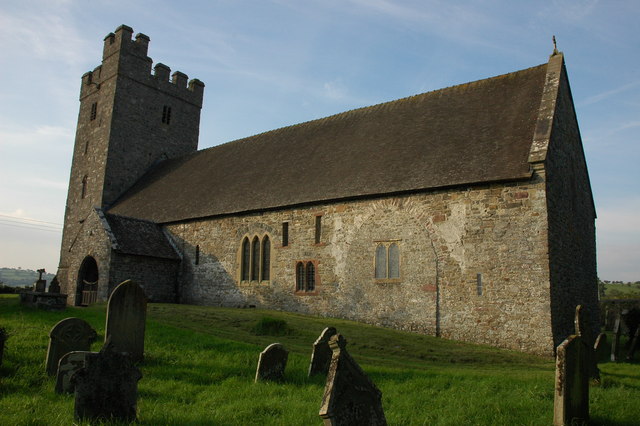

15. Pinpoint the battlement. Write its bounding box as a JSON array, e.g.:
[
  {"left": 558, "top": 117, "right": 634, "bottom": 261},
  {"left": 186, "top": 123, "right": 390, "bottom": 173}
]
[{"left": 80, "top": 25, "right": 204, "bottom": 106}]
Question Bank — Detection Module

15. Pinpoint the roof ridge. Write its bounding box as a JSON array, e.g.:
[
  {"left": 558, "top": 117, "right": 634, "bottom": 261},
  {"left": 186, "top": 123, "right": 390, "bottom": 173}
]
[{"left": 194, "top": 62, "right": 548, "bottom": 154}]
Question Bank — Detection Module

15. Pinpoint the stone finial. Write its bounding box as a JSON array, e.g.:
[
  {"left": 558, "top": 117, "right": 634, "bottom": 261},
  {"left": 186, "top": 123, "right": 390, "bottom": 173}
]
[{"left": 552, "top": 35, "right": 559, "bottom": 56}]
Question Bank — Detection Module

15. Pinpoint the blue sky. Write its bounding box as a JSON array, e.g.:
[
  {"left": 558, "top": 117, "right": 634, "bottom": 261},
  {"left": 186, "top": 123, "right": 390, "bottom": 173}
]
[{"left": 0, "top": 0, "right": 638, "bottom": 281}]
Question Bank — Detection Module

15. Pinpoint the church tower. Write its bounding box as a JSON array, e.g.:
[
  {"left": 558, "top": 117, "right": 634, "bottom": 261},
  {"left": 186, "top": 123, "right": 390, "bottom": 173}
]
[{"left": 56, "top": 25, "right": 204, "bottom": 302}]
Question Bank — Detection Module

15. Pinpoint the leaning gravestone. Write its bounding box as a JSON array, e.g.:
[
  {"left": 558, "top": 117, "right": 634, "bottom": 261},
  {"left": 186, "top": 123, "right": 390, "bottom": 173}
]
[
  {"left": 55, "top": 351, "right": 94, "bottom": 394},
  {"left": 553, "top": 335, "right": 589, "bottom": 426},
  {"left": 255, "top": 343, "right": 288, "bottom": 382},
  {"left": 574, "top": 305, "right": 599, "bottom": 382},
  {"left": 319, "top": 334, "right": 387, "bottom": 426},
  {"left": 105, "top": 280, "right": 147, "bottom": 362},
  {"left": 309, "top": 327, "right": 337, "bottom": 377},
  {"left": 45, "top": 318, "right": 97, "bottom": 376},
  {"left": 611, "top": 315, "right": 621, "bottom": 362},
  {"left": 72, "top": 340, "right": 142, "bottom": 422},
  {"left": 594, "top": 333, "right": 607, "bottom": 362}
]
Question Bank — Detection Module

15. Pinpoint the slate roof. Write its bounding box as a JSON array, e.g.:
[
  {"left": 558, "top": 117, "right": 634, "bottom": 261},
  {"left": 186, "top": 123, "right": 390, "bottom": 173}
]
[
  {"left": 108, "top": 62, "right": 549, "bottom": 224},
  {"left": 104, "top": 213, "right": 179, "bottom": 260}
]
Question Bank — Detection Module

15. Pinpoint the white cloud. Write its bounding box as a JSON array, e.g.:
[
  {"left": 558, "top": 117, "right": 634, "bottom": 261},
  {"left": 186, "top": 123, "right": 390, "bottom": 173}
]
[{"left": 579, "top": 80, "right": 640, "bottom": 107}]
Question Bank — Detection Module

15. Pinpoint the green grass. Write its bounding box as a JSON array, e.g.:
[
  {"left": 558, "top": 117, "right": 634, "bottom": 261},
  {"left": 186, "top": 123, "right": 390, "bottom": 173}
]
[
  {"left": 1, "top": 294, "right": 639, "bottom": 425},
  {"left": 603, "top": 283, "right": 640, "bottom": 299}
]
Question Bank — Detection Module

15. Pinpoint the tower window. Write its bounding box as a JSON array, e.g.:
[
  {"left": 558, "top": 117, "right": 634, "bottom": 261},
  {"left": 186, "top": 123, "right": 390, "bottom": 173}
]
[
  {"left": 90, "top": 102, "right": 97, "bottom": 121},
  {"left": 84, "top": 140, "right": 89, "bottom": 155},
  {"left": 477, "top": 273, "right": 483, "bottom": 296},
  {"left": 282, "top": 222, "right": 289, "bottom": 247},
  {"left": 81, "top": 175, "right": 88, "bottom": 199},
  {"left": 162, "top": 105, "right": 172, "bottom": 124},
  {"left": 195, "top": 245, "right": 200, "bottom": 265}
]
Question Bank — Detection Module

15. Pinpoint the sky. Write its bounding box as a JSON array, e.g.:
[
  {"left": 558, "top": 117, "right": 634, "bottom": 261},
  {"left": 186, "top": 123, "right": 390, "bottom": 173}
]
[{"left": 0, "top": 0, "right": 638, "bottom": 281}]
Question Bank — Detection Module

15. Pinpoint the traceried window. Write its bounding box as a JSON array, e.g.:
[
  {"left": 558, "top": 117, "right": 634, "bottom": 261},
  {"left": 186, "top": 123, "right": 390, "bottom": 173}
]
[
  {"left": 374, "top": 242, "right": 400, "bottom": 280},
  {"left": 295, "top": 260, "right": 317, "bottom": 293},
  {"left": 240, "top": 234, "right": 271, "bottom": 282}
]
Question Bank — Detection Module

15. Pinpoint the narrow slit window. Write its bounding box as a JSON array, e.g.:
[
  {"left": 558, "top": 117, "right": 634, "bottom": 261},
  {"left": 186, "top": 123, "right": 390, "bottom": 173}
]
[
  {"left": 477, "top": 273, "right": 483, "bottom": 296},
  {"left": 282, "top": 222, "right": 289, "bottom": 247},
  {"left": 90, "top": 102, "right": 97, "bottom": 121},
  {"left": 296, "top": 262, "right": 305, "bottom": 291},
  {"left": 162, "top": 105, "right": 172, "bottom": 124},
  {"left": 81, "top": 175, "right": 88, "bottom": 199},
  {"left": 195, "top": 245, "right": 200, "bottom": 265},
  {"left": 84, "top": 140, "right": 89, "bottom": 155},
  {"left": 315, "top": 216, "right": 322, "bottom": 244},
  {"left": 251, "top": 237, "right": 260, "bottom": 281},
  {"left": 261, "top": 236, "right": 270, "bottom": 281},
  {"left": 241, "top": 238, "right": 250, "bottom": 281}
]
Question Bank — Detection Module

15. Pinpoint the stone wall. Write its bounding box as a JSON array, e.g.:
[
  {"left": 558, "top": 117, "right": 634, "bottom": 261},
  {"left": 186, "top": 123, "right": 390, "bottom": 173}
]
[
  {"left": 109, "top": 253, "right": 179, "bottom": 303},
  {"left": 546, "top": 65, "right": 599, "bottom": 346},
  {"left": 166, "top": 177, "right": 555, "bottom": 355}
]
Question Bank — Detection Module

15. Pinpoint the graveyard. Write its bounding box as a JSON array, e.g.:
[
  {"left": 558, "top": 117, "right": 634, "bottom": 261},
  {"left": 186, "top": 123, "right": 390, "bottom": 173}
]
[{"left": 1, "top": 293, "right": 639, "bottom": 425}]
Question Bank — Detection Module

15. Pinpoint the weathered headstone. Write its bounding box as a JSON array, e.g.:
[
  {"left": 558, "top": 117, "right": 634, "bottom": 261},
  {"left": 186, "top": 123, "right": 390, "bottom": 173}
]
[
  {"left": 34, "top": 268, "right": 47, "bottom": 292},
  {"left": 48, "top": 276, "right": 60, "bottom": 294},
  {"left": 255, "top": 343, "right": 288, "bottom": 382},
  {"left": 611, "top": 315, "right": 621, "bottom": 362},
  {"left": 626, "top": 326, "right": 640, "bottom": 361},
  {"left": 72, "top": 341, "right": 142, "bottom": 422},
  {"left": 309, "top": 327, "right": 337, "bottom": 377},
  {"left": 105, "top": 280, "right": 147, "bottom": 362},
  {"left": 55, "top": 351, "right": 94, "bottom": 394},
  {"left": 319, "top": 334, "right": 387, "bottom": 426},
  {"left": 594, "top": 333, "right": 607, "bottom": 362},
  {"left": 45, "top": 317, "right": 97, "bottom": 375},
  {"left": 553, "top": 335, "right": 589, "bottom": 426},
  {"left": 574, "top": 305, "right": 599, "bottom": 382},
  {"left": 0, "top": 327, "right": 8, "bottom": 367}
]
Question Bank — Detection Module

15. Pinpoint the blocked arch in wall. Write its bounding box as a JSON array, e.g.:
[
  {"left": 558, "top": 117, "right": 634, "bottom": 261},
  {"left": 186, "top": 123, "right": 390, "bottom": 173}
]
[{"left": 76, "top": 255, "right": 99, "bottom": 306}]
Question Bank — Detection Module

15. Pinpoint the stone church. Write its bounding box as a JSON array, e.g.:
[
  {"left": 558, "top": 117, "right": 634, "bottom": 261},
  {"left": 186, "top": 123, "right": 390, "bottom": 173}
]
[{"left": 56, "top": 25, "right": 598, "bottom": 356}]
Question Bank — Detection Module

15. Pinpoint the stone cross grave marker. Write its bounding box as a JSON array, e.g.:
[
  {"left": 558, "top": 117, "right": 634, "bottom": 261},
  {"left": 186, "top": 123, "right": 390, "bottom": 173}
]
[
  {"left": 105, "top": 280, "right": 147, "bottom": 362},
  {"left": 72, "top": 340, "right": 142, "bottom": 423},
  {"left": 319, "top": 334, "right": 387, "bottom": 426},
  {"left": 611, "top": 314, "right": 621, "bottom": 362},
  {"left": 255, "top": 343, "right": 288, "bottom": 382},
  {"left": 574, "top": 305, "right": 599, "bottom": 382},
  {"left": 309, "top": 326, "right": 337, "bottom": 377},
  {"left": 553, "top": 334, "right": 589, "bottom": 426},
  {"left": 55, "top": 351, "right": 94, "bottom": 394},
  {"left": 45, "top": 317, "right": 97, "bottom": 375}
]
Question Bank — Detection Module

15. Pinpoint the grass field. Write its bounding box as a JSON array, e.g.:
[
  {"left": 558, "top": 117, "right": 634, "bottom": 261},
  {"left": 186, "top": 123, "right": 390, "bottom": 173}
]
[{"left": 1, "top": 294, "right": 639, "bottom": 425}]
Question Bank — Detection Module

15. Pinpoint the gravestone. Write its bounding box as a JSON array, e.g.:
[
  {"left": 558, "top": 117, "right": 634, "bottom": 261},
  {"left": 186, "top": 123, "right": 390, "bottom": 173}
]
[
  {"left": 33, "top": 268, "right": 46, "bottom": 292},
  {"left": 594, "top": 333, "right": 607, "bottom": 362},
  {"left": 319, "top": 334, "right": 387, "bottom": 426},
  {"left": 574, "top": 305, "right": 599, "bottom": 382},
  {"left": 45, "top": 318, "right": 97, "bottom": 375},
  {"left": 626, "top": 327, "right": 640, "bottom": 361},
  {"left": 48, "top": 276, "right": 60, "bottom": 294},
  {"left": 55, "top": 351, "right": 94, "bottom": 394},
  {"left": 255, "top": 343, "right": 288, "bottom": 382},
  {"left": 105, "top": 280, "right": 147, "bottom": 362},
  {"left": 309, "top": 327, "right": 337, "bottom": 377},
  {"left": 0, "top": 327, "right": 7, "bottom": 367},
  {"left": 611, "top": 315, "right": 621, "bottom": 362},
  {"left": 553, "top": 335, "right": 589, "bottom": 426},
  {"left": 72, "top": 341, "right": 142, "bottom": 422}
]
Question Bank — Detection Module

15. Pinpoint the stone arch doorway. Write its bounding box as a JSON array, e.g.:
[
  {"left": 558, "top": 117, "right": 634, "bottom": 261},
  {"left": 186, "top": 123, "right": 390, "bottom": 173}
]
[{"left": 77, "top": 256, "right": 99, "bottom": 306}]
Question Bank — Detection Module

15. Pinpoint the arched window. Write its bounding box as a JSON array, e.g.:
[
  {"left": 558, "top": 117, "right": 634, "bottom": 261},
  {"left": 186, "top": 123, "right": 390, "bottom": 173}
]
[
  {"left": 261, "top": 236, "right": 270, "bottom": 281},
  {"left": 306, "top": 263, "right": 315, "bottom": 291},
  {"left": 241, "top": 237, "right": 250, "bottom": 281},
  {"left": 251, "top": 237, "right": 260, "bottom": 281},
  {"left": 81, "top": 175, "right": 88, "bottom": 199},
  {"left": 296, "top": 262, "right": 305, "bottom": 291},
  {"left": 374, "top": 242, "right": 401, "bottom": 280}
]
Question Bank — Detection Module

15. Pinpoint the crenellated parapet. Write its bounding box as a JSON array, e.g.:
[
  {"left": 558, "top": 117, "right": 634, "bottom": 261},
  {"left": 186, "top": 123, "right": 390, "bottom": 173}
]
[{"left": 80, "top": 25, "right": 204, "bottom": 107}]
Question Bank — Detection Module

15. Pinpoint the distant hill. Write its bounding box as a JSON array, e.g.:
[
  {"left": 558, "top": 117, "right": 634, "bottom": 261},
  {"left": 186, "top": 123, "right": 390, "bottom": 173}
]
[{"left": 0, "top": 267, "right": 56, "bottom": 287}]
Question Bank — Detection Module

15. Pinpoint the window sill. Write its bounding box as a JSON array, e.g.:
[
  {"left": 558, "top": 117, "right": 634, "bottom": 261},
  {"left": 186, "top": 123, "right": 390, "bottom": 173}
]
[
  {"left": 374, "top": 279, "right": 402, "bottom": 284},
  {"left": 294, "top": 290, "right": 319, "bottom": 296}
]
